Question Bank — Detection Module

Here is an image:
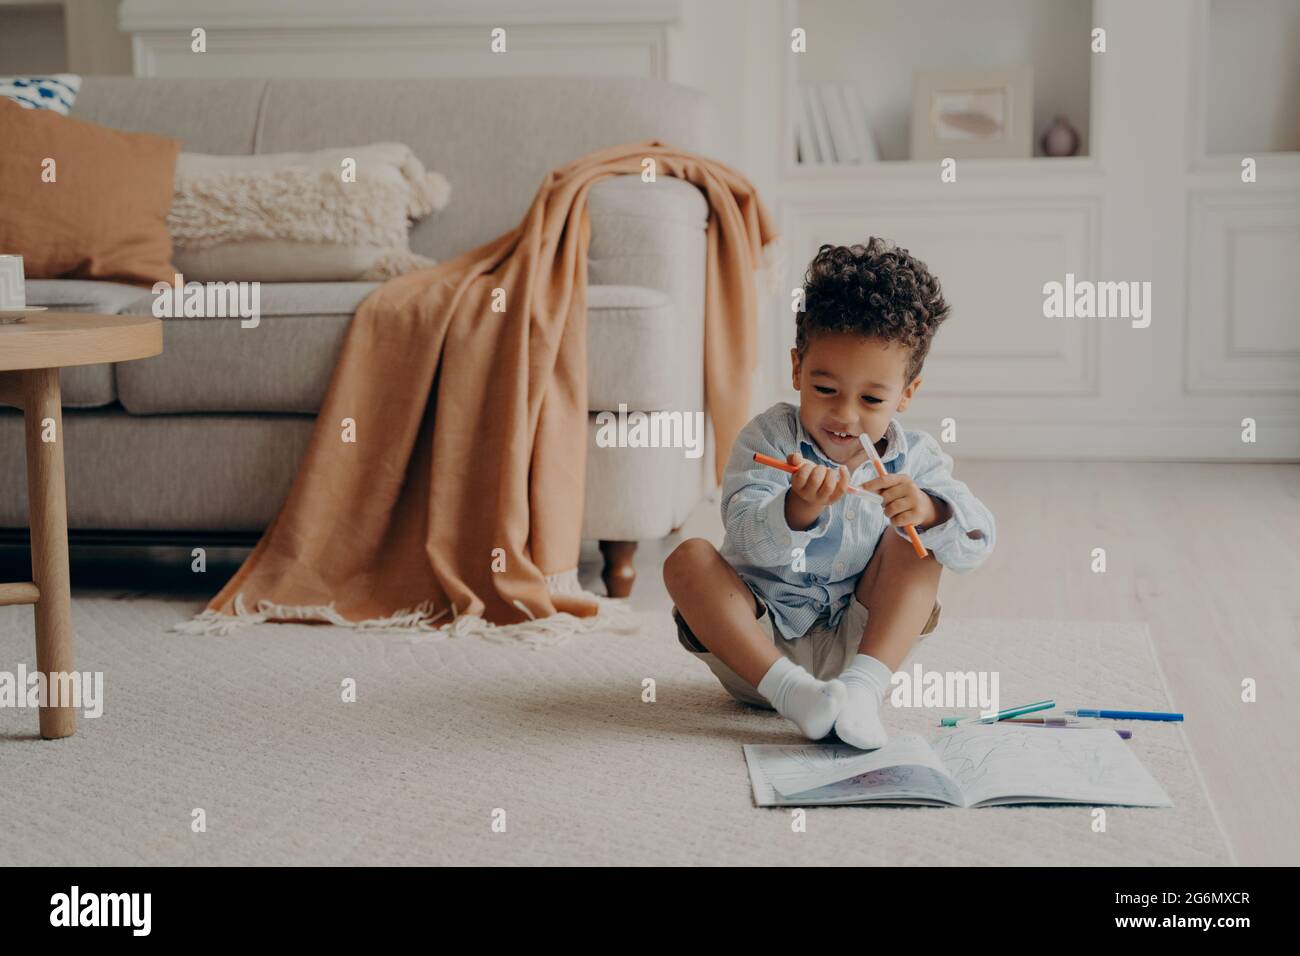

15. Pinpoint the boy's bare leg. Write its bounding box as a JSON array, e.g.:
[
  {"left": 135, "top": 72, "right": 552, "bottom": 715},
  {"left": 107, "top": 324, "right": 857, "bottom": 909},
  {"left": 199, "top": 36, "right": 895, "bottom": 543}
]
[
  {"left": 854, "top": 527, "right": 943, "bottom": 671},
  {"left": 662, "top": 538, "right": 777, "bottom": 687},
  {"left": 834, "top": 528, "right": 943, "bottom": 749},
  {"left": 664, "top": 538, "right": 845, "bottom": 739}
]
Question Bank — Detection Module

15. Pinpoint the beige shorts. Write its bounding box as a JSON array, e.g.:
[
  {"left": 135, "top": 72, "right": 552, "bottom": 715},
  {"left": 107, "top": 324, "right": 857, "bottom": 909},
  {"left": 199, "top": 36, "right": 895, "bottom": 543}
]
[{"left": 673, "top": 589, "right": 941, "bottom": 709}]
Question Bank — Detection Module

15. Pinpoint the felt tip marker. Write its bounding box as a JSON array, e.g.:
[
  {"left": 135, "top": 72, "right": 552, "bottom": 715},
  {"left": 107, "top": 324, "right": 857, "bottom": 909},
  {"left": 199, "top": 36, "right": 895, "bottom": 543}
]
[
  {"left": 1066, "top": 709, "right": 1183, "bottom": 722},
  {"left": 940, "top": 699, "right": 1055, "bottom": 727},
  {"left": 857, "top": 434, "right": 928, "bottom": 558},
  {"left": 751, "top": 453, "right": 884, "bottom": 504}
]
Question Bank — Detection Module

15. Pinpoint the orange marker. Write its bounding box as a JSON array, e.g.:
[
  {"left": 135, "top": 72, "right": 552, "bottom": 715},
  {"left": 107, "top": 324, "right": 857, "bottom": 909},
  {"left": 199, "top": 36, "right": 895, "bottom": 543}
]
[
  {"left": 752, "top": 452, "right": 801, "bottom": 475},
  {"left": 751, "top": 453, "right": 883, "bottom": 505},
  {"left": 858, "top": 434, "right": 927, "bottom": 558}
]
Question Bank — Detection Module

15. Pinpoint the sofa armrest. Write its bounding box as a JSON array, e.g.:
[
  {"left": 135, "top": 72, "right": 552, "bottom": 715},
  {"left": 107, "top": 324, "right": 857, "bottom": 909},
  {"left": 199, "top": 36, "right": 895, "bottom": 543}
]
[{"left": 586, "top": 174, "right": 708, "bottom": 413}]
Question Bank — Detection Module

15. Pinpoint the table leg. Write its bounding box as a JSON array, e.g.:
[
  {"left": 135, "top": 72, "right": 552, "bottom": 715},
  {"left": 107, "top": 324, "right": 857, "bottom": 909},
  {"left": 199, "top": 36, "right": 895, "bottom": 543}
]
[{"left": 22, "top": 368, "right": 76, "bottom": 739}]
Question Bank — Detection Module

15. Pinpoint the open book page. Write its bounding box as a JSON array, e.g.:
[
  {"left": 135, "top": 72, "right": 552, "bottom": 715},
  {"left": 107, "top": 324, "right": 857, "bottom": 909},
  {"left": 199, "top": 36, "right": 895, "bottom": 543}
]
[
  {"left": 929, "top": 725, "right": 1173, "bottom": 808},
  {"left": 767, "top": 734, "right": 948, "bottom": 795},
  {"left": 743, "top": 735, "right": 964, "bottom": 807},
  {"left": 783, "top": 762, "right": 966, "bottom": 807}
]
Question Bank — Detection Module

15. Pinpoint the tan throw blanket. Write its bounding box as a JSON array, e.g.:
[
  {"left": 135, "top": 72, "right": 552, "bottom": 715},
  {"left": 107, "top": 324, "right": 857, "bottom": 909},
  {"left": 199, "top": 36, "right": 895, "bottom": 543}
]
[{"left": 176, "top": 141, "right": 777, "bottom": 640}]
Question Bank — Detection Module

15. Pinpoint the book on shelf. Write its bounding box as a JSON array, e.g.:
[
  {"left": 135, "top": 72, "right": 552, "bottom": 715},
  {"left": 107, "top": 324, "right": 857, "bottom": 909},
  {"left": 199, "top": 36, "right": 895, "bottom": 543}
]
[
  {"left": 798, "top": 84, "right": 879, "bottom": 166},
  {"left": 796, "top": 91, "right": 819, "bottom": 164},
  {"left": 804, "top": 85, "right": 835, "bottom": 164},
  {"left": 821, "top": 84, "right": 860, "bottom": 162},
  {"left": 843, "top": 85, "right": 879, "bottom": 162}
]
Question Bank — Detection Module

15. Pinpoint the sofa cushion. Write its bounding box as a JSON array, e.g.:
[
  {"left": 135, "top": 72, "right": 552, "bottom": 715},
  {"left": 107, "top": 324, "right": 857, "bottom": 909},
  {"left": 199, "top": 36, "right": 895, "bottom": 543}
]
[
  {"left": 25, "top": 278, "right": 155, "bottom": 313},
  {"left": 71, "top": 77, "right": 268, "bottom": 155},
  {"left": 69, "top": 75, "right": 713, "bottom": 266},
  {"left": 21, "top": 279, "right": 160, "bottom": 408},
  {"left": 116, "top": 282, "right": 379, "bottom": 414},
  {"left": 0, "top": 97, "right": 180, "bottom": 285},
  {"left": 0, "top": 407, "right": 709, "bottom": 536},
  {"left": 114, "top": 282, "right": 679, "bottom": 415},
  {"left": 126, "top": 280, "right": 381, "bottom": 317},
  {"left": 0, "top": 407, "right": 316, "bottom": 531},
  {"left": 252, "top": 77, "right": 713, "bottom": 263}
]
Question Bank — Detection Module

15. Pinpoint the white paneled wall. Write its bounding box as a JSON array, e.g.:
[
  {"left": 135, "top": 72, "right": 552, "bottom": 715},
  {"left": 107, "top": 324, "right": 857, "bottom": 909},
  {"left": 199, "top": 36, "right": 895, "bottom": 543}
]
[
  {"left": 752, "top": 0, "right": 1300, "bottom": 460},
  {"left": 784, "top": 197, "right": 1102, "bottom": 398},
  {"left": 1186, "top": 191, "right": 1300, "bottom": 394},
  {"left": 115, "top": 0, "right": 1300, "bottom": 460}
]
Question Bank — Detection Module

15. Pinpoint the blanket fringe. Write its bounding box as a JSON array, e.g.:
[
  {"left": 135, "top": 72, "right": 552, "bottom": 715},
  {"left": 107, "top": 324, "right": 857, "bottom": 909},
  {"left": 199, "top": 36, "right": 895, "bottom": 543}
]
[{"left": 168, "top": 569, "right": 634, "bottom": 647}]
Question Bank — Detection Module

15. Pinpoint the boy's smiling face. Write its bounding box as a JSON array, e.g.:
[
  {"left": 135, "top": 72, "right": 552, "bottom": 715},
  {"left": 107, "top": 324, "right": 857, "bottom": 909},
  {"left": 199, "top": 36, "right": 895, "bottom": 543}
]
[{"left": 791, "top": 331, "right": 922, "bottom": 471}]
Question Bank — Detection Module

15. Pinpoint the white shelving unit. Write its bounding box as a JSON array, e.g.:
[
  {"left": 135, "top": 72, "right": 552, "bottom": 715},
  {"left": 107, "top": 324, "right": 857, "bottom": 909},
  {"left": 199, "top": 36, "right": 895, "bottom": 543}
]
[
  {"left": 1201, "top": 0, "right": 1300, "bottom": 158},
  {"left": 1184, "top": 0, "right": 1300, "bottom": 404},
  {"left": 1189, "top": 0, "right": 1300, "bottom": 179},
  {"left": 750, "top": 0, "right": 1300, "bottom": 460},
  {"left": 786, "top": 0, "right": 1096, "bottom": 173}
]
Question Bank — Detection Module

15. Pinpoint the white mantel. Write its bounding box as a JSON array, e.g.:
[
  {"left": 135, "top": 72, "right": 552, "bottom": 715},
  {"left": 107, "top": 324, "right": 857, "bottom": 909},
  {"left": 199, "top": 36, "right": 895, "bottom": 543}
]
[{"left": 120, "top": 0, "right": 684, "bottom": 80}]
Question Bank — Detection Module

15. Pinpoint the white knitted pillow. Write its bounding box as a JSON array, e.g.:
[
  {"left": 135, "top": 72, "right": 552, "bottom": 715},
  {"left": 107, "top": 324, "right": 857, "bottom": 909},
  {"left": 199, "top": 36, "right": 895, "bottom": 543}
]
[{"left": 167, "top": 143, "right": 451, "bottom": 282}]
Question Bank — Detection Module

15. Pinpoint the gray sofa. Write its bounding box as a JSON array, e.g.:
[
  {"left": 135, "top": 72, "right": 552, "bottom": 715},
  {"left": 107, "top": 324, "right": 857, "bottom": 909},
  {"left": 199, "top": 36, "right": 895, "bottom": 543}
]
[{"left": 0, "top": 76, "right": 719, "bottom": 595}]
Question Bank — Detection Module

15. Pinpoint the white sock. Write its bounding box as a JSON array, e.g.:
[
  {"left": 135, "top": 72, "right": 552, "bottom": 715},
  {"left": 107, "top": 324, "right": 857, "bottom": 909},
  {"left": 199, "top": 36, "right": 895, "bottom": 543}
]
[
  {"left": 756, "top": 657, "right": 846, "bottom": 741},
  {"left": 834, "top": 653, "right": 893, "bottom": 750}
]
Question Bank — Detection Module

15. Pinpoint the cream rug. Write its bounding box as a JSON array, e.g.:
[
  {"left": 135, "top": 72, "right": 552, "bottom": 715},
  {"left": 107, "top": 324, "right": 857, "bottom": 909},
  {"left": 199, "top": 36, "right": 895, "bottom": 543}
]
[{"left": 0, "top": 597, "right": 1232, "bottom": 866}]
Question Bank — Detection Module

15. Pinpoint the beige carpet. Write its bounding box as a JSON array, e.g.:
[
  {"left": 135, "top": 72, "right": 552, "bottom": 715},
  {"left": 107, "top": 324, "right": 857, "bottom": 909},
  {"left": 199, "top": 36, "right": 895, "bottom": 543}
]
[{"left": 0, "top": 597, "right": 1232, "bottom": 866}]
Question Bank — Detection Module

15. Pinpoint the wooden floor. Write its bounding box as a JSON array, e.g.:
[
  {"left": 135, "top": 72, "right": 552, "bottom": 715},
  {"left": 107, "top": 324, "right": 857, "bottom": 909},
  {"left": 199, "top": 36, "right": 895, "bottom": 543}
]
[{"left": 608, "top": 460, "right": 1300, "bottom": 866}]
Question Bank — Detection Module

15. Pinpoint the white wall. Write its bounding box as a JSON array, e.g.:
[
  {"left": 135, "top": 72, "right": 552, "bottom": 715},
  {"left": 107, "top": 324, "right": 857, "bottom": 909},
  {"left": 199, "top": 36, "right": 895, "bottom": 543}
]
[
  {"left": 65, "top": 0, "right": 133, "bottom": 74},
  {"left": 0, "top": 3, "right": 68, "bottom": 73},
  {"left": 0, "top": 0, "right": 132, "bottom": 74}
]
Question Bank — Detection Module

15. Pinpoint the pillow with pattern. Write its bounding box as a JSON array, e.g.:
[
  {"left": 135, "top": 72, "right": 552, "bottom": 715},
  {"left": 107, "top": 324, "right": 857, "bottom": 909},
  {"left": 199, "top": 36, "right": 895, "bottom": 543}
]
[{"left": 0, "top": 75, "right": 81, "bottom": 115}]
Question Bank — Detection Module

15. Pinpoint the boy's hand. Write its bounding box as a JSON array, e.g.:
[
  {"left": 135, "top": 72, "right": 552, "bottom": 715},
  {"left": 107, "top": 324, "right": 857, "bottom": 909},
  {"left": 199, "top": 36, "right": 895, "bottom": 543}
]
[
  {"left": 787, "top": 453, "right": 851, "bottom": 507},
  {"left": 861, "top": 473, "right": 950, "bottom": 530},
  {"left": 783, "top": 453, "right": 850, "bottom": 532}
]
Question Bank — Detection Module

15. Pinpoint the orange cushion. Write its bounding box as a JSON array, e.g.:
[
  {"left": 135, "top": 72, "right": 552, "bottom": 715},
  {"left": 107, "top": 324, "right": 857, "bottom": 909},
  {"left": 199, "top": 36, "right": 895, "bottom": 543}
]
[{"left": 0, "top": 97, "right": 179, "bottom": 286}]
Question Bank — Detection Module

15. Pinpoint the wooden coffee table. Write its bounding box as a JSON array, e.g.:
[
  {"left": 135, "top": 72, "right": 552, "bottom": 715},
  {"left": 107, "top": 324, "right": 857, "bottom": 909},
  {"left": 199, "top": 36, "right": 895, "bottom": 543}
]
[{"left": 0, "top": 311, "right": 162, "bottom": 738}]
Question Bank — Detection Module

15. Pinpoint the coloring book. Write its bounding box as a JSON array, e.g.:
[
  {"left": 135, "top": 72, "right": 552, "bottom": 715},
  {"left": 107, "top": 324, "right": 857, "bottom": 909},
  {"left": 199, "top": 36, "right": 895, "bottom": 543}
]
[{"left": 743, "top": 724, "right": 1172, "bottom": 808}]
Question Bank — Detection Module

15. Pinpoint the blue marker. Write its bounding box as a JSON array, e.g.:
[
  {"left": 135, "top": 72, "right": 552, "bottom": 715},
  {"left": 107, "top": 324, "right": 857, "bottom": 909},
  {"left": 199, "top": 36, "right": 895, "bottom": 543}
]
[{"left": 1066, "top": 709, "right": 1182, "bottom": 722}]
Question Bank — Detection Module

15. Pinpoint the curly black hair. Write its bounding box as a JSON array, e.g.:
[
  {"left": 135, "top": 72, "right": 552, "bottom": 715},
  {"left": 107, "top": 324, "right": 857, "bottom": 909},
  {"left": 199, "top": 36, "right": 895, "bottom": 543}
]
[{"left": 797, "top": 238, "right": 950, "bottom": 386}]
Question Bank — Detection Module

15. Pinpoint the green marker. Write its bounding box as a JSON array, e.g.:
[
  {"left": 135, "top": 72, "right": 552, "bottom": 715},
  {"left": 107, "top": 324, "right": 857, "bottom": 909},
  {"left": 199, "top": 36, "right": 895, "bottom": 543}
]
[{"left": 940, "top": 699, "right": 1055, "bottom": 727}]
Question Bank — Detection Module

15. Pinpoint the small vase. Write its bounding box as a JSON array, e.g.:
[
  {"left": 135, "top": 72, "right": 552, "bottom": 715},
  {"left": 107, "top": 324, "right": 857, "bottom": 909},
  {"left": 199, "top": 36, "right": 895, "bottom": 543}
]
[{"left": 1041, "top": 116, "right": 1080, "bottom": 157}]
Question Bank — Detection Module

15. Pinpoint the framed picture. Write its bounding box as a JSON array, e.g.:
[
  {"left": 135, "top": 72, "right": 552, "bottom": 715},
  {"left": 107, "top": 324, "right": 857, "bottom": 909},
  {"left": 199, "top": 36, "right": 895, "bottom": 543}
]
[{"left": 910, "top": 65, "right": 1034, "bottom": 160}]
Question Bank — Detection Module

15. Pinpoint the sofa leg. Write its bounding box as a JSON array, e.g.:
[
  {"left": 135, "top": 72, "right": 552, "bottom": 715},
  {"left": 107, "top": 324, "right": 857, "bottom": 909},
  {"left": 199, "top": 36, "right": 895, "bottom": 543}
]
[{"left": 598, "top": 540, "right": 637, "bottom": 598}]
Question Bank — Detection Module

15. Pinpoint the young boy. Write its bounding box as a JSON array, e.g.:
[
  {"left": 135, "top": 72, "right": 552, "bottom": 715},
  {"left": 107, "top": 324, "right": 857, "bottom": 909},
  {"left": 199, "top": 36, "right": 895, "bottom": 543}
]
[{"left": 663, "top": 238, "right": 995, "bottom": 749}]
